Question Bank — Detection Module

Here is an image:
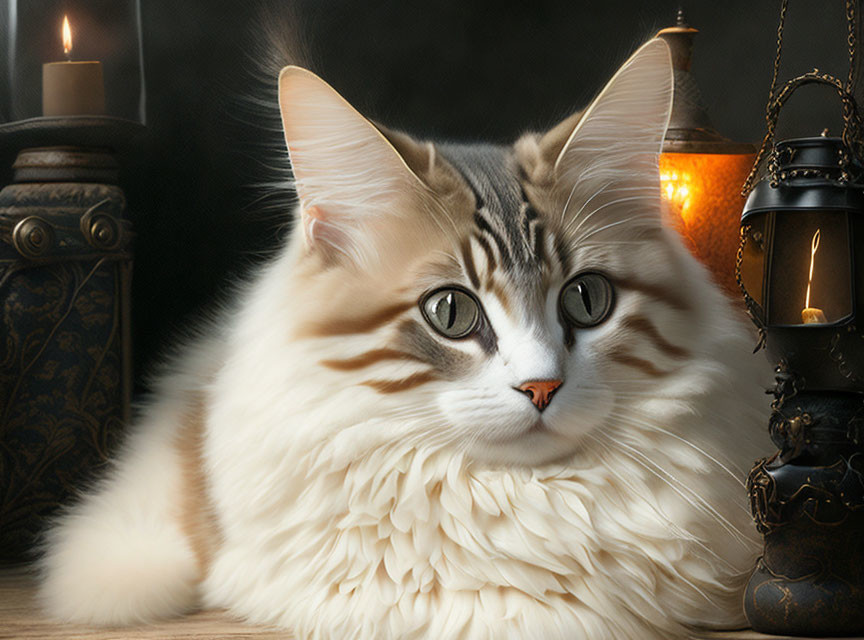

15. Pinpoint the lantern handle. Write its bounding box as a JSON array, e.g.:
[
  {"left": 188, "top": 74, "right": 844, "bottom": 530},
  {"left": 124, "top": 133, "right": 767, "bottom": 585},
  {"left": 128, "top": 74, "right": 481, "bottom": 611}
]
[{"left": 742, "top": 0, "right": 863, "bottom": 195}]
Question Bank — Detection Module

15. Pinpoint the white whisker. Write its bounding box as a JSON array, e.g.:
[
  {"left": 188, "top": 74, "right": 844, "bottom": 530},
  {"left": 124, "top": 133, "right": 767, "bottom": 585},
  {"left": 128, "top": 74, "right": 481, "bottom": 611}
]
[{"left": 598, "top": 431, "right": 752, "bottom": 546}]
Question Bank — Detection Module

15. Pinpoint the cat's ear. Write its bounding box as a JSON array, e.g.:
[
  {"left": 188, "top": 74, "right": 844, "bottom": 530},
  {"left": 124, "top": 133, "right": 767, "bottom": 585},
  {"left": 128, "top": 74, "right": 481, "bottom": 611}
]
[
  {"left": 549, "top": 39, "right": 673, "bottom": 235},
  {"left": 278, "top": 66, "right": 432, "bottom": 266}
]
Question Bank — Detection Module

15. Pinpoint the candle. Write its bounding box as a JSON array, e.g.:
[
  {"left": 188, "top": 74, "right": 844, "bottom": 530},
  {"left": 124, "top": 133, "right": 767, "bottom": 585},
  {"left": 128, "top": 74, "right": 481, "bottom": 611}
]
[
  {"left": 42, "top": 15, "right": 105, "bottom": 117},
  {"left": 801, "top": 228, "right": 827, "bottom": 324}
]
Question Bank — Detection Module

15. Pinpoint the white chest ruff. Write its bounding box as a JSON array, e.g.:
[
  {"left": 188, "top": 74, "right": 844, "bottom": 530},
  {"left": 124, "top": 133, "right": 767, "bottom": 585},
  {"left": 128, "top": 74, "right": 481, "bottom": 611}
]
[{"left": 202, "top": 433, "right": 755, "bottom": 639}]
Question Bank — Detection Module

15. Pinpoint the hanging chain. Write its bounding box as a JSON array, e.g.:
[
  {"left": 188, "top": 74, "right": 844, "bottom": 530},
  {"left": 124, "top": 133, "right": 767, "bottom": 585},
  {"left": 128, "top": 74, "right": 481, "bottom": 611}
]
[
  {"left": 847, "top": 0, "right": 858, "bottom": 91},
  {"left": 768, "top": 0, "right": 790, "bottom": 111},
  {"left": 742, "top": 0, "right": 790, "bottom": 195},
  {"left": 735, "top": 224, "right": 768, "bottom": 351},
  {"left": 742, "top": 0, "right": 863, "bottom": 196}
]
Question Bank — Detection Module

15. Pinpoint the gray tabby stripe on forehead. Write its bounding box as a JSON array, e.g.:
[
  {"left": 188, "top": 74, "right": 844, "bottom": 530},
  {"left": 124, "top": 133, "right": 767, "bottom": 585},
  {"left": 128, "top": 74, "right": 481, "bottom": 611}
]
[
  {"left": 473, "top": 233, "right": 497, "bottom": 272},
  {"left": 474, "top": 212, "right": 513, "bottom": 270},
  {"left": 460, "top": 239, "right": 481, "bottom": 289},
  {"left": 532, "top": 223, "right": 546, "bottom": 266},
  {"left": 439, "top": 143, "right": 539, "bottom": 268},
  {"left": 554, "top": 235, "right": 573, "bottom": 275}
]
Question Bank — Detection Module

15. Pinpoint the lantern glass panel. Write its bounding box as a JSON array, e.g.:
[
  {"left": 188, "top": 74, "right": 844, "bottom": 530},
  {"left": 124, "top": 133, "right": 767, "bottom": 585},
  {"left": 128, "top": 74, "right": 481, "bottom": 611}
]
[
  {"left": 766, "top": 211, "right": 852, "bottom": 326},
  {"left": 1, "top": 0, "right": 145, "bottom": 123},
  {"left": 740, "top": 212, "right": 769, "bottom": 311}
]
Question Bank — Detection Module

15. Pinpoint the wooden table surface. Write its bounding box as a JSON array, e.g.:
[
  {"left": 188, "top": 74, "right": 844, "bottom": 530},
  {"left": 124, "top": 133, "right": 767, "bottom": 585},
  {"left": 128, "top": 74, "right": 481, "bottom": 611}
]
[{"left": 1, "top": 567, "right": 859, "bottom": 640}]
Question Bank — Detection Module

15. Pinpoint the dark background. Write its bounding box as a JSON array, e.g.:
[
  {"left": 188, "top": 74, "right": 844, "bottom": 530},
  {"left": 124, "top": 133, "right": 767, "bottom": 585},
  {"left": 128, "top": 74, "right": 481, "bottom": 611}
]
[{"left": 7, "top": 1, "right": 861, "bottom": 388}]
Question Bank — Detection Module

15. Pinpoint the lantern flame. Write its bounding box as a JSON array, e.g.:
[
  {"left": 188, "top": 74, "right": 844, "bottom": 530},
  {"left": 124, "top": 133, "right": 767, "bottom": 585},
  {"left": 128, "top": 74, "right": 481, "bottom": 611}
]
[
  {"left": 62, "top": 15, "right": 72, "bottom": 59},
  {"left": 659, "top": 170, "right": 694, "bottom": 218},
  {"left": 805, "top": 228, "right": 821, "bottom": 309}
]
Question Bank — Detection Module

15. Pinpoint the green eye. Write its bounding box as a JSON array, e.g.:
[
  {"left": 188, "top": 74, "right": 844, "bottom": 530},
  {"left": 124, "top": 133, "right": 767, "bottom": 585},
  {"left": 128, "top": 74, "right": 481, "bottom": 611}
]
[
  {"left": 421, "top": 287, "right": 481, "bottom": 339},
  {"left": 560, "top": 273, "right": 614, "bottom": 328}
]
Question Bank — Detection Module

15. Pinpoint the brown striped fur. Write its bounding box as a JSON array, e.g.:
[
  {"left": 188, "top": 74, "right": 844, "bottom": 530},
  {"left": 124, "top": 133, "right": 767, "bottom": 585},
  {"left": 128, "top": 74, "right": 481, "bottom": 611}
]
[
  {"left": 175, "top": 397, "right": 222, "bottom": 581},
  {"left": 608, "top": 347, "right": 672, "bottom": 378},
  {"left": 621, "top": 315, "right": 690, "bottom": 359},
  {"left": 298, "top": 301, "right": 414, "bottom": 338},
  {"left": 611, "top": 276, "right": 691, "bottom": 312},
  {"left": 360, "top": 371, "right": 438, "bottom": 394},
  {"left": 460, "top": 239, "right": 481, "bottom": 289},
  {"left": 320, "top": 348, "right": 421, "bottom": 371},
  {"left": 473, "top": 233, "right": 497, "bottom": 273},
  {"left": 485, "top": 277, "right": 512, "bottom": 314}
]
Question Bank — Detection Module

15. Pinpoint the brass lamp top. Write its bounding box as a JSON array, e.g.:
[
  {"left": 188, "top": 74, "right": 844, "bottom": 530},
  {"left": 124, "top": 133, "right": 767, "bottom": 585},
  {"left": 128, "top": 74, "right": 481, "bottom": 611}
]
[{"left": 657, "top": 9, "right": 755, "bottom": 154}]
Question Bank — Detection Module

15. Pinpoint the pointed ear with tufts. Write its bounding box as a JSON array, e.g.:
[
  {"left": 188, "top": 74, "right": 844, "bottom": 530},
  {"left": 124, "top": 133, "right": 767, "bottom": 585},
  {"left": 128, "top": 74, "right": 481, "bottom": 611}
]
[
  {"left": 278, "top": 66, "right": 433, "bottom": 268},
  {"left": 544, "top": 39, "right": 673, "bottom": 239}
]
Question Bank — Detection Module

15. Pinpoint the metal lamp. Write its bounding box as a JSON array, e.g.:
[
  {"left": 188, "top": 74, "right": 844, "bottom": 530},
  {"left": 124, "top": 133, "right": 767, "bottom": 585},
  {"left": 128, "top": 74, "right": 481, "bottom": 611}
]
[
  {"left": 656, "top": 10, "right": 756, "bottom": 297},
  {"left": 741, "top": 137, "right": 864, "bottom": 637},
  {"left": 738, "top": 0, "right": 864, "bottom": 634}
]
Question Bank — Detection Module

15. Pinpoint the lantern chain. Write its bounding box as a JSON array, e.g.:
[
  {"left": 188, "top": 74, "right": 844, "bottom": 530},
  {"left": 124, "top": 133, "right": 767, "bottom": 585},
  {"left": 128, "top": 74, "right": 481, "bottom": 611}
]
[
  {"left": 767, "top": 0, "right": 789, "bottom": 114},
  {"left": 742, "top": 0, "right": 864, "bottom": 196},
  {"left": 735, "top": 224, "right": 767, "bottom": 352}
]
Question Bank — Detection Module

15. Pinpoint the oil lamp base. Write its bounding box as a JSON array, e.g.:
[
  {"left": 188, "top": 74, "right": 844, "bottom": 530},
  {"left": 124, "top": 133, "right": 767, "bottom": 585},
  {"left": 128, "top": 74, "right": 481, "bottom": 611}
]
[
  {"left": 745, "top": 512, "right": 864, "bottom": 635},
  {"left": 745, "top": 388, "right": 864, "bottom": 636}
]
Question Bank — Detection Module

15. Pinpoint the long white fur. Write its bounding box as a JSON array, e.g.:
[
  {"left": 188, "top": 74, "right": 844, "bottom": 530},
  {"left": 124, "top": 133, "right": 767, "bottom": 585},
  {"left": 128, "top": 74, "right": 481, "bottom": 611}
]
[{"left": 39, "top": 39, "right": 771, "bottom": 639}]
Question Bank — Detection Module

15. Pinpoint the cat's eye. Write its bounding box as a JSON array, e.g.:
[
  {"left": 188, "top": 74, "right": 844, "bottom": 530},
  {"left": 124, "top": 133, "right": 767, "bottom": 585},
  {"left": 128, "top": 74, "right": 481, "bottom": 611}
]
[
  {"left": 560, "top": 273, "right": 614, "bottom": 328},
  {"left": 421, "top": 287, "right": 481, "bottom": 339}
]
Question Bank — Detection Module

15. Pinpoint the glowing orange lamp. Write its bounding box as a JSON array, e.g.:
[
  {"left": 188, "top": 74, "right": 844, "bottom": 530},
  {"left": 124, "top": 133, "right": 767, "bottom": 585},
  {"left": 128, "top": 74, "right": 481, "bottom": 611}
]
[{"left": 657, "top": 11, "right": 755, "bottom": 297}]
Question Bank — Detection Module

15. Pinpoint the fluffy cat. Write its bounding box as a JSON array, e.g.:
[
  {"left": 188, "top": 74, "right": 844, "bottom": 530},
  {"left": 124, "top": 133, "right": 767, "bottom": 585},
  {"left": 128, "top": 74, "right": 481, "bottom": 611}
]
[{"left": 39, "top": 38, "right": 770, "bottom": 639}]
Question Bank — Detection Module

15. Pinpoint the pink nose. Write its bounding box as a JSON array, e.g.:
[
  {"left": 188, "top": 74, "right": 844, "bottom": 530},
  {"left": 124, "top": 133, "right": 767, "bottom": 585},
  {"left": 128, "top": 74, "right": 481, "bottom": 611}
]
[{"left": 516, "top": 380, "right": 563, "bottom": 412}]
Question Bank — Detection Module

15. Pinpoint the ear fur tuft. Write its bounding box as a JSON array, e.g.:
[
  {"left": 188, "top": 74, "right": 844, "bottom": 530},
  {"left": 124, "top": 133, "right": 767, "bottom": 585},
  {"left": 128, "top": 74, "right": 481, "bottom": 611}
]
[
  {"left": 545, "top": 39, "right": 674, "bottom": 240},
  {"left": 277, "top": 66, "right": 430, "bottom": 267}
]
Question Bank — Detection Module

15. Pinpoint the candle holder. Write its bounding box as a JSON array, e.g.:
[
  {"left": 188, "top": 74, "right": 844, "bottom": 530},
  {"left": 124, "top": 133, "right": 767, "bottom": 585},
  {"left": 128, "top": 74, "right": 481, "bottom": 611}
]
[
  {"left": 0, "top": 118, "right": 142, "bottom": 563},
  {"left": 1, "top": 0, "right": 145, "bottom": 123},
  {"left": 737, "top": 0, "right": 864, "bottom": 634},
  {"left": 0, "top": 0, "right": 145, "bottom": 562}
]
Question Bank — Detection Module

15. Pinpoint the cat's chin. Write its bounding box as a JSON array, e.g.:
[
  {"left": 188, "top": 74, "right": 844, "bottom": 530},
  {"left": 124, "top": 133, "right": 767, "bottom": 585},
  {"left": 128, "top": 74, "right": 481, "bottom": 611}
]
[
  {"left": 467, "top": 422, "right": 581, "bottom": 466},
  {"left": 481, "top": 418, "right": 549, "bottom": 443}
]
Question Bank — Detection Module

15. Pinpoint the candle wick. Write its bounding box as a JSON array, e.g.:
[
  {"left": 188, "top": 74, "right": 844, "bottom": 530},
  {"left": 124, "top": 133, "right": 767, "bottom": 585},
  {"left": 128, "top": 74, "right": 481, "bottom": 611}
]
[
  {"left": 805, "top": 228, "right": 821, "bottom": 310},
  {"left": 62, "top": 15, "right": 73, "bottom": 62}
]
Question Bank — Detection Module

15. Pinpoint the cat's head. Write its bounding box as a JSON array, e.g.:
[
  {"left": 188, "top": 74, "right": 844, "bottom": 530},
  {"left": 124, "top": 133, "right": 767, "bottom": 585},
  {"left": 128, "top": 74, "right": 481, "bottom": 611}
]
[{"left": 276, "top": 39, "right": 711, "bottom": 466}]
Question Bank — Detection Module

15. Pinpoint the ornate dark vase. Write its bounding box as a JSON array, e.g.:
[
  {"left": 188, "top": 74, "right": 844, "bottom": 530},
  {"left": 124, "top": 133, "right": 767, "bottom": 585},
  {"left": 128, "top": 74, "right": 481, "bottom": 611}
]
[{"left": 0, "top": 142, "right": 133, "bottom": 562}]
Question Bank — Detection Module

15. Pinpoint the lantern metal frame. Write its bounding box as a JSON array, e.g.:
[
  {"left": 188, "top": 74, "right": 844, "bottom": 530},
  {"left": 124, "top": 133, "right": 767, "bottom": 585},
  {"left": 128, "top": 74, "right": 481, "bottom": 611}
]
[
  {"left": 741, "top": 136, "right": 861, "bottom": 331},
  {"left": 737, "top": 0, "right": 864, "bottom": 635}
]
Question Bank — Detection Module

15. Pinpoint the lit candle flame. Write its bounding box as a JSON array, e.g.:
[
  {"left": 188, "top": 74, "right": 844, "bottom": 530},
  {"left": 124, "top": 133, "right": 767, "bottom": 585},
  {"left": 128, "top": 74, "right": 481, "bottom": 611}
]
[
  {"left": 805, "top": 228, "right": 821, "bottom": 309},
  {"left": 62, "top": 15, "right": 72, "bottom": 59},
  {"left": 659, "top": 170, "right": 694, "bottom": 218}
]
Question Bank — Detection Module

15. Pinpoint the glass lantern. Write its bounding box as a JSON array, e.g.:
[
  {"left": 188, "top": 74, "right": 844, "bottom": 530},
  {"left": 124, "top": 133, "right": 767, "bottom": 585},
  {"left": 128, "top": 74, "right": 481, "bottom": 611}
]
[
  {"left": 739, "top": 136, "right": 864, "bottom": 392},
  {"left": 1, "top": 0, "right": 145, "bottom": 123},
  {"left": 739, "top": 134, "right": 864, "bottom": 635},
  {"left": 737, "top": 3, "right": 864, "bottom": 635}
]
